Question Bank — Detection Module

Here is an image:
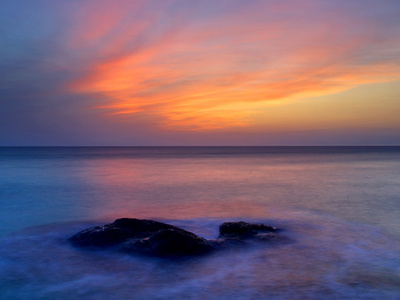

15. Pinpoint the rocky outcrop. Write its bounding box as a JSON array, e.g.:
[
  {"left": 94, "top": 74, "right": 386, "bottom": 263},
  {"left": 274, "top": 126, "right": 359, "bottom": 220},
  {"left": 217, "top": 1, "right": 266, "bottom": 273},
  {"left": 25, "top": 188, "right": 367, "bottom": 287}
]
[
  {"left": 69, "top": 218, "right": 282, "bottom": 258},
  {"left": 124, "top": 228, "right": 215, "bottom": 257},
  {"left": 69, "top": 218, "right": 177, "bottom": 247}
]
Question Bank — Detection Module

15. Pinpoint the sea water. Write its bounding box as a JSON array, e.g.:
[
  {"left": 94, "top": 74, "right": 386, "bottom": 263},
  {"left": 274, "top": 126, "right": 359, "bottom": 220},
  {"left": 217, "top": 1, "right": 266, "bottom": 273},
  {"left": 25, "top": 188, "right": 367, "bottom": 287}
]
[{"left": 0, "top": 147, "right": 399, "bottom": 299}]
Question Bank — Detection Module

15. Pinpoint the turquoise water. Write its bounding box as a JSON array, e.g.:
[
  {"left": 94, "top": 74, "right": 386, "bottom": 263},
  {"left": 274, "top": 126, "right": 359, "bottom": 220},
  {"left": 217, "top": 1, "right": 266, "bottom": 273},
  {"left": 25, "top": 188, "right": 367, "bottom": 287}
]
[{"left": 0, "top": 147, "right": 399, "bottom": 299}]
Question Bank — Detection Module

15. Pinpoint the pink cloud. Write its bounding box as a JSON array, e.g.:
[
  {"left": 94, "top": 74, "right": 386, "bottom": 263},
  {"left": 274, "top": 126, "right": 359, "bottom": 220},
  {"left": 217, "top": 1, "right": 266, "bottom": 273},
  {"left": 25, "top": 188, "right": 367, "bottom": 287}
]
[{"left": 61, "top": 0, "right": 400, "bottom": 130}]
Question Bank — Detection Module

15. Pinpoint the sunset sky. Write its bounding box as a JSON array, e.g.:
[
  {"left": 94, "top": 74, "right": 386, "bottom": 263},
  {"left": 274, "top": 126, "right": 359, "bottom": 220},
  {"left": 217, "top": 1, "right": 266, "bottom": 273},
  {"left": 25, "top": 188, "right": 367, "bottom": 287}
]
[{"left": 1, "top": 0, "right": 399, "bottom": 146}]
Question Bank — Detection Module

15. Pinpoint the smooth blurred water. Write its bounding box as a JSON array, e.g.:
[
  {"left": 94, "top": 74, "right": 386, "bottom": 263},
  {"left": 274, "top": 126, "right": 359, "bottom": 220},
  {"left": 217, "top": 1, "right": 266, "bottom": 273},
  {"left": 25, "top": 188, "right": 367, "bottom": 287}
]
[
  {"left": 1, "top": 146, "right": 399, "bottom": 237},
  {"left": 0, "top": 147, "right": 399, "bottom": 299}
]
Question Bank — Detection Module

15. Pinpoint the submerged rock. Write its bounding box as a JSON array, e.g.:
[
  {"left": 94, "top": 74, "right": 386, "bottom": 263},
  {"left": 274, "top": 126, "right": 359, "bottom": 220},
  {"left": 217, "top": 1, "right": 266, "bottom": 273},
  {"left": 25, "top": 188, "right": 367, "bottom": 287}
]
[
  {"left": 69, "top": 218, "right": 282, "bottom": 258},
  {"left": 219, "top": 221, "right": 277, "bottom": 239}
]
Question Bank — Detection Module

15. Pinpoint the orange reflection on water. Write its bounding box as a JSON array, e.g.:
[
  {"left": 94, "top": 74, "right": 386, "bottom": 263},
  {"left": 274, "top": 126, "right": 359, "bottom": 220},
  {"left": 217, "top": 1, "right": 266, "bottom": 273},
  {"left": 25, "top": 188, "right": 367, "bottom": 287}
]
[{"left": 70, "top": 155, "right": 281, "bottom": 221}]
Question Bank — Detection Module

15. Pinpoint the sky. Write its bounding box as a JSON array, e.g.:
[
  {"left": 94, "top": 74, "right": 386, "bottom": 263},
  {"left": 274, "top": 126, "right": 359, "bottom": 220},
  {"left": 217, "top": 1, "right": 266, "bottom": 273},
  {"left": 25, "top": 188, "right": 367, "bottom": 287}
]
[{"left": 0, "top": 0, "right": 399, "bottom": 146}]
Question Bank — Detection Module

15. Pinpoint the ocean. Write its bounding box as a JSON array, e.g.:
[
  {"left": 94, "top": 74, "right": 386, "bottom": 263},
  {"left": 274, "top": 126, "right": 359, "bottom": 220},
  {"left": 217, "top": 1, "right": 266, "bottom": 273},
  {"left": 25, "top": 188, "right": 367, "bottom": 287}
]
[{"left": 0, "top": 147, "right": 399, "bottom": 299}]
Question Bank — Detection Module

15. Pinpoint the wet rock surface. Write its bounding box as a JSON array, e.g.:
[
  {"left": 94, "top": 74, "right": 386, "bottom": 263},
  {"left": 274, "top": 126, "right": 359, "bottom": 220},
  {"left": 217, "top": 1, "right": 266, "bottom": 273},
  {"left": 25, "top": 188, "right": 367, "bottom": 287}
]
[
  {"left": 124, "top": 228, "right": 215, "bottom": 257},
  {"left": 69, "top": 218, "right": 283, "bottom": 258},
  {"left": 69, "top": 218, "right": 177, "bottom": 247}
]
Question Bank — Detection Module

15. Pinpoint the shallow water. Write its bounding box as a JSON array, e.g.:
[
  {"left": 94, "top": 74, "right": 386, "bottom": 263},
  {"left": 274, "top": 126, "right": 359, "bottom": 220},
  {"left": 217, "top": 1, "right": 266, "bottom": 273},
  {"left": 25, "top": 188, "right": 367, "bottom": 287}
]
[
  {"left": 0, "top": 147, "right": 399, "bottom": 299},
  {"left": 1, "top": 213, "right": 399, "bottom": 299}
]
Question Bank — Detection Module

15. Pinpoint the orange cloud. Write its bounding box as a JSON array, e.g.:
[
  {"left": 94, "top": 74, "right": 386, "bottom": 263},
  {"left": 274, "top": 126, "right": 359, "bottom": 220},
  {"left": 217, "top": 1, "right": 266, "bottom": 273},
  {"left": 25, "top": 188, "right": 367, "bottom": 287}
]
[{"left": 67, "top": 0, "right": 400, "bottom": 130}]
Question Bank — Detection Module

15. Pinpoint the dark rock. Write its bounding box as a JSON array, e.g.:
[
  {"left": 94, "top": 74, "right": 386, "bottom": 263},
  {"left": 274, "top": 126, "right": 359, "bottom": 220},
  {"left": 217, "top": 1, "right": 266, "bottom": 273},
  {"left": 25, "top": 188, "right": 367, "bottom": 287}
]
[
  {"left": 124, "top": 228, "right": 215, "bottom": 257},
  {"left": 111, "top": 218, "right": 176, "bottom": 234},
  {"left": 219, "top": 221, "right": 277, "bottom": 239},
  {"left": 69, "top": 218, "right": 282, "bottom": 258},
  {"left": 69, "top": 225, "right": 132, "bottom": 247},
  {"left": 69, "top": 218, "right": 177, "bottom": 247}
]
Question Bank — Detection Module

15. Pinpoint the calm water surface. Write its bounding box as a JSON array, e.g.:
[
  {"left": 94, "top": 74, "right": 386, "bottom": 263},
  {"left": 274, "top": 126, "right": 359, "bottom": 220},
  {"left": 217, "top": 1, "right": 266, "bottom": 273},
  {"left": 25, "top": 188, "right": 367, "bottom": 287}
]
[{"left": 0, "top": 147, "right": 399, "bottom": 299}]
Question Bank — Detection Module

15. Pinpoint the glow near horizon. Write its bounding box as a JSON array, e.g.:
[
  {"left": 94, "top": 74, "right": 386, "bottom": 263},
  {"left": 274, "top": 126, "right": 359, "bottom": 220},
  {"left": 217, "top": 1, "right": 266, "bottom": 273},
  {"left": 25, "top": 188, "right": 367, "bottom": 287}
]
[{"left": 1, "top": 0, "right": 400, "bottom": 145}]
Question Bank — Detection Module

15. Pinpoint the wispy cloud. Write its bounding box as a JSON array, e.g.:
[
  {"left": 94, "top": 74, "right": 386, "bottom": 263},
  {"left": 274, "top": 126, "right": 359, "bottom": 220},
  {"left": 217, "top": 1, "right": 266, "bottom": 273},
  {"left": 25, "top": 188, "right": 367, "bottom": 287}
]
[
  {"left": 61, "top": 0, "right": 400, "bottom": 129},
  {"left": 1, "top": 0, "right": 400, "bottom": 145}
]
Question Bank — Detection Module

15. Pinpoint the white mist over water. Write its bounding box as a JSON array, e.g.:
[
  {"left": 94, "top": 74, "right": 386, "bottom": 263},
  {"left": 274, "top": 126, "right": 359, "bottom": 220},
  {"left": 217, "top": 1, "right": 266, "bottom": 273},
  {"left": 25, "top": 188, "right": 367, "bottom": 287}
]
[
  {"left": 1, "top": 214, "right": 399, "bottom": 299},
  {"left": 0, "top": 147, "right": 400, "bottom": 299}
]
